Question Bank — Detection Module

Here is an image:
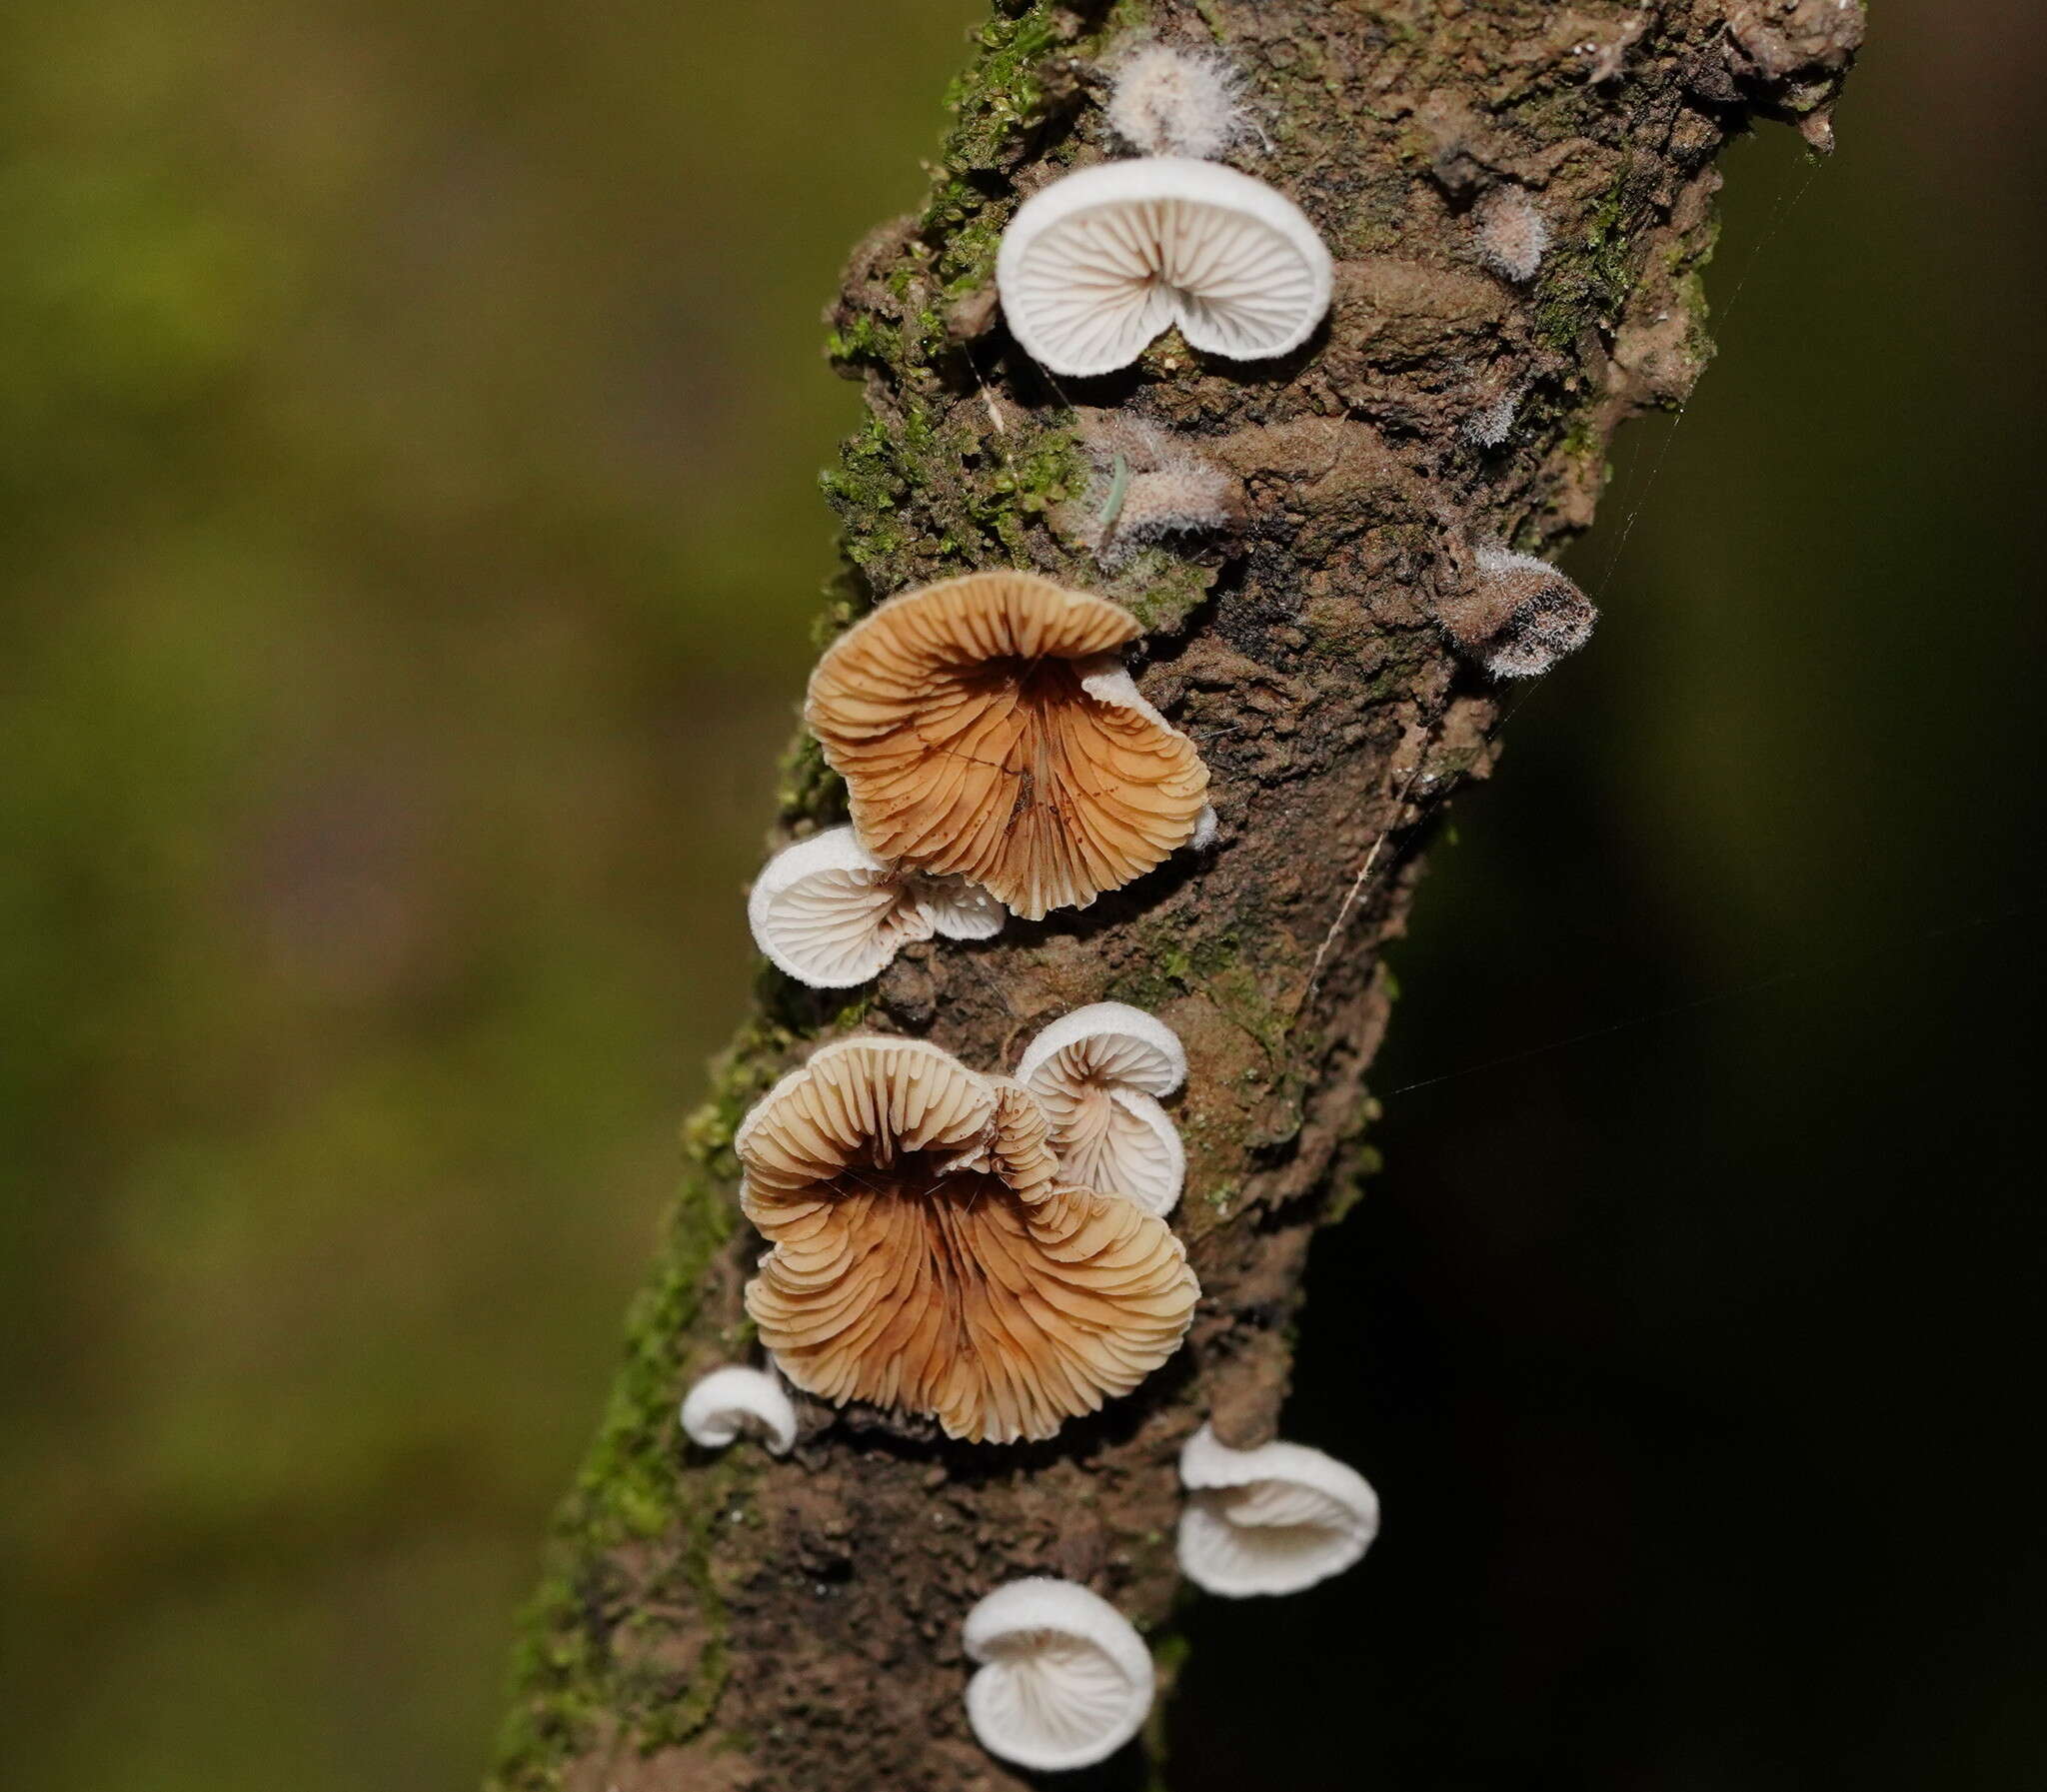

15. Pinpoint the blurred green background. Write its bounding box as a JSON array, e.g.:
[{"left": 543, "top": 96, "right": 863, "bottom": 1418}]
[{"left": 1, "top": 5, "right": 2037, "bottom": 1790}]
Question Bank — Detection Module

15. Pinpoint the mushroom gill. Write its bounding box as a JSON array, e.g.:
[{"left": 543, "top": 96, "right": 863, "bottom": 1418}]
[
  {"left": 738, "top": 1036, "right": 1198, "bottom": 1444},
  {"left": 804, "top": 572, "right": 1209, "bottom": 921}
]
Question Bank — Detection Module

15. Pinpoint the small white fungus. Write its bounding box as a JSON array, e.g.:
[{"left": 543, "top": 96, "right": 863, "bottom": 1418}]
[
  {"left": 963, "top": 1577, "right": 1154, "bottom": 1771},
  {"left": 998, "top": 158, "right": 1332, "bottom": 377},
  {"left": 1176, "top": 1423, "right": 1380, "bottom": 1597},
  {"left": 679, "top": 1365, "right": 798, "bottom": 1455},
  {"left": 747, "top": 825, "right": 1003, "bottom": 988},
  {"left": 1016, "top": 1003, "right": 1187, "bottom": 1216}
]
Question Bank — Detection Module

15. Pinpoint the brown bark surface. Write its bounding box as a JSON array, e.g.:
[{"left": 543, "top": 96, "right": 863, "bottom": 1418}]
[{"left": 490, "top": 3, "right": 1861, "bottom": 1787}]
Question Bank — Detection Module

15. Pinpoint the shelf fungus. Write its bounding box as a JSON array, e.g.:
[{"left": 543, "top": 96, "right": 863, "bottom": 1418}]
[
  {"left": 1015, "top": 1002, "right": 1187, "bottom": 1217},
  {"left": 996, "top": 158, "right": 1332, "bottom": 377},
  {"left": 963, "top": 1577, "right": 1154, "bottom": 1771},
  {"left": 736, "top": 1036, "right": 1198, "bottom": 1444},
  {"left": 1434, "top": 546, "right": 1597, "bottom": 680},
  {"left": 804, "top": 572, "right": 1208, "bottom": 921},
  {"left": 1176, "top": 1423, "right": 1381, "bottom": 1597},
  {"left": 677, "top": 1364, "right": 797, "bottom": 1455},
  {"left": 747, "top": 825, "right": 1004, "bottom": 988}
]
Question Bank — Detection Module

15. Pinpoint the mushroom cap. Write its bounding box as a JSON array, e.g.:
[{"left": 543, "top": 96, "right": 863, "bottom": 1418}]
[
  {"left": 997, "top": 157, "right": 1332, "bottom": 377},
  {"left": 678, "top": 1365, "right": 798, "bottom": 1455},
  {"left": 1017, "top": 1003, "right": 1188, "bottom": 1217},
  {"left": 1176, "top": 1422, "right": 1381, "bottom": 1597},
  {"left": 747, "top": 826, "right": 1004, "bottom": 987},
  {"left": 737, "top": 1036, "right": 1198, "bottom": 1444},
  {"left": 805, "top": 572, "right": 1209, "bottom": 921},
  {"left": 1016, "top": 1001, "right": 1187, "bottom": 1096},
  {"left": 963, "top": 1577, "right": 1154, "bottom": 1771}
]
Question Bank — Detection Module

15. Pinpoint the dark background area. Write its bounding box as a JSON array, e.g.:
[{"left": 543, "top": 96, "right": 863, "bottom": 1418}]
[{"left": 3, "top": 4, "right": 2039, "bottom": 1789}]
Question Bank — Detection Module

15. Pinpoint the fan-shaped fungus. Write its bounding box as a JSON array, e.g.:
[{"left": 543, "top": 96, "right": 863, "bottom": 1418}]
[
  {"left": 1176, "top": 1423, "right": 1380, "bottom": 1596},
  {"left": 997, "top": 158, "right": 1332, "bottom": 377},
  {"left": 1015, "top": 1003, "right": 1187, "bottom": 1217},
  {"left": 678, "top": 1364, "right": 798, "bottom": 1455},
  {"left": 1434, "top": 545, "right": 1597, "bottom": 679},
  {"left": 747, "top": 825, "right": 1003, "bottom": 988},
  {"left": 738, "top": 1036, "right": 1197, "bottom": 1444},
  {"left": 963, "top": 1577, "right": 1154, "bottom": 1771},
  {"left": 805, "top": 572, "right": 1208, "bottom": 921}
]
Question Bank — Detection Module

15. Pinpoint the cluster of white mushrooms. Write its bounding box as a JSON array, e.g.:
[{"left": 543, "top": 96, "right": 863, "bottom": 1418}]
[{"left": 664, "top": 32, "right": 1599, "bottom": 1774}]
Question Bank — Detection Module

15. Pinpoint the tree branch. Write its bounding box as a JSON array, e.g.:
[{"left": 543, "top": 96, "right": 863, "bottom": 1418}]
[{"left": 488, "top": 2, "right": 1860, "bottom": 1786}]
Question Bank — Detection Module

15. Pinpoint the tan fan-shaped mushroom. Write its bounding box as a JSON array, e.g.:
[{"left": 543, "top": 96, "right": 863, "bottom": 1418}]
[
  {"left": 804, "top": 572, "right": 1209, "bottom": 921},
  {"left": 738, "top": 1036, "right": 1198, "bottom": 1444}
]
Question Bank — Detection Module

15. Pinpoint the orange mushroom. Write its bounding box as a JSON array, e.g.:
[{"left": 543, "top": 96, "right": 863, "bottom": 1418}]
[
  {"left": 737, "top": 1036, "right": 1198, "bottom": 1444},
  {"left": 804, "top": 572, "right": 1209, "bottom": 921}
]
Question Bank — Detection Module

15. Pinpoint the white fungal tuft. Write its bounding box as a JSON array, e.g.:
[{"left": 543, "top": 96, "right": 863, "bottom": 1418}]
[
  {"left": 1461, "top": 385, "right": 1523, "bottom": 449},
  {"left": 1104, "top": 42, "right": 1251, "bottom": 161},
  {"left": 1117, "top": 462, "right": 1241, "bottom": 545},
  {"left": 1473, "top": 184, "right": 1551, "bottom": 283},
  {"left": 1063, "top": 417, "right": 1242, "bottom": 569},
  {"left": 1433, "top": 545, "right": 1598, "bottom": 680}
]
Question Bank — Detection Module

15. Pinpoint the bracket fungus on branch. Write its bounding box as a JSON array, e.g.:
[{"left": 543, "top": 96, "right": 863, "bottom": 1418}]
[
  {"left": 1016, "top": 1002, "right": 1187, "bottom": 1217},
  {"left": 1434, "top": 545, "right": 1598, "bottom": 680},
  {"left": 997, "top": 158, "right": 1332, "bottom": 377},
  {"left": 1176, "top": 1423, "right": 1381, "bottom": 1597},
  {"left": 747, "top": 825, "right": 1003, "bottom": 989},
  {"left": 962, "top": 1577, "right": 1154, "bottom": 1772},
  {"left": 736, "top": 1036, "right": 1197, "bottom": 1444},
  {"left": 1063, "top": 416, "right": 1244, "bottom": 569},
  {"left": 805, "top": 571, "right": 1208, "bottom": 921},
  {"left": 677, "top": 1364, "right": 798, "bottom": 1456}
]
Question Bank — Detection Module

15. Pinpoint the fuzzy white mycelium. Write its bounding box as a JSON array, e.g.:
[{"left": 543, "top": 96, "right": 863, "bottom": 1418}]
[
  {"left": 1104, "top": 41, "right": 1252, "bottom": 161},
  {"left": 1473, "top": 182, "right": 1551, "bottom": 283}
]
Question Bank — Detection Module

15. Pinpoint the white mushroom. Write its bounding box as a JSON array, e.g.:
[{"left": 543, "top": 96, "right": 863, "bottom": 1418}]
[
  {"left": 746, "top": 825, "right": 1003, "bottom": 988},
  {"left": 678, "top": 1364, "right": 798, "bottom": 1455},
  {"left": 963, "top": 1577, "right": 1154, "bottom": 1772},
  {"left": 997, "top": 158, "right": 1332, "bottom": 377},
  {"left": 1016, "top": 1002, "right": 1187, "bottom": 1217},
  {"left": 1176, "top": 1423, "right": 1380, "bottom": 1597}
]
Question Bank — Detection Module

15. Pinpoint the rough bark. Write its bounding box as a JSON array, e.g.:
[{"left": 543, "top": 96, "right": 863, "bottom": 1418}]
[{"left": 488, "top": 3, "right": 1860, "bottom": 1788}]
